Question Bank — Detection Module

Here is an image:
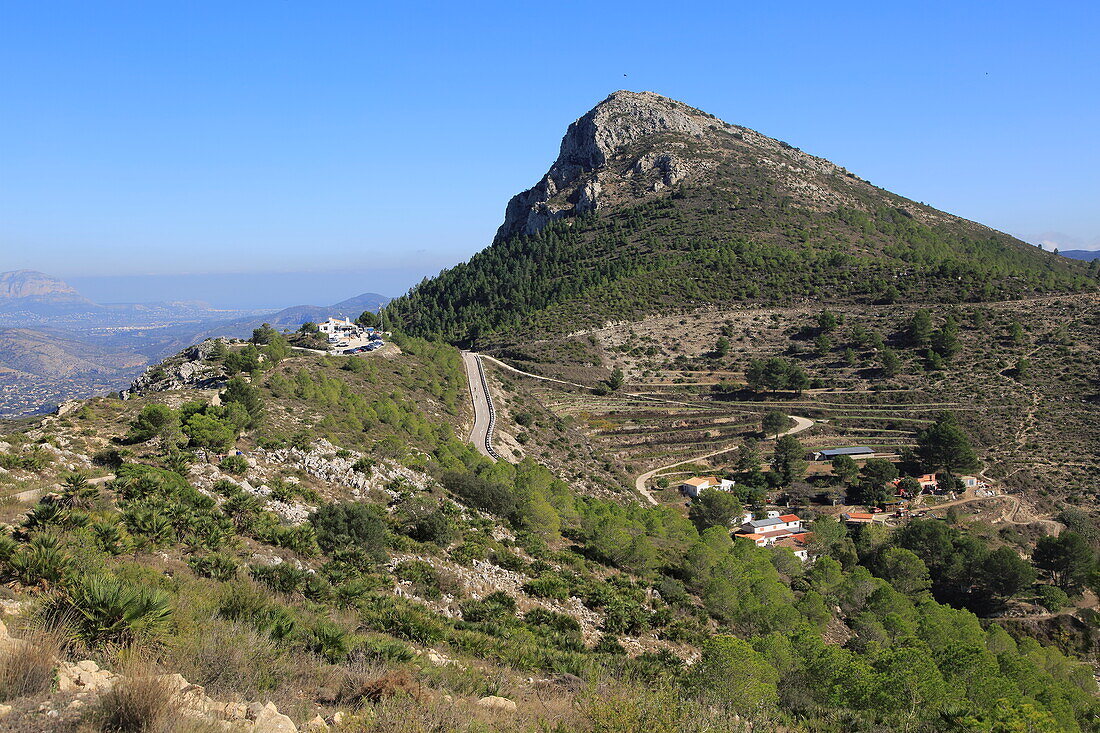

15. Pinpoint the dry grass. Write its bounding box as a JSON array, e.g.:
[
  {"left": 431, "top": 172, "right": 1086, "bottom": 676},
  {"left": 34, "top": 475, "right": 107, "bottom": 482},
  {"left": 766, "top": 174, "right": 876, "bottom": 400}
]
[
  {"left": 90, "top": 662, "right": 179, "bottom": 733},
  {"left": 166, "top": 616, "right": 302, "bottom": 700},
  {"left": 0, "top": 625, "right": 62, "bottom": 701}
]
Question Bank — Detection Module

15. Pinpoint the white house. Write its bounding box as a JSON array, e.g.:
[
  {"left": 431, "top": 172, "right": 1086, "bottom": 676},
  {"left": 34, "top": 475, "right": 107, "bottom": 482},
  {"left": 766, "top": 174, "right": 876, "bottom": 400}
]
[
  {"left": 739, "top": 513, "right": 802, "bottom": 535},
  {"left": 680, "top": 476, "right": 736, "bottom": 499},
  {"left": 318, "top": 317, "right": 358, "bottom": 337},
  {"left": 960, "top": 475, "right": 979, "bottom": 489}
]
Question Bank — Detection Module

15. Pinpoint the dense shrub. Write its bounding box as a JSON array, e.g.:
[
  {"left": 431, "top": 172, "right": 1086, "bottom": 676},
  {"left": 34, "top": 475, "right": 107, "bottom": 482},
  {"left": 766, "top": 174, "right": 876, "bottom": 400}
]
[
  {"left": 523, "top": 574, "right": 571, "bottom": 600},
  {"left": 459, "top": 592, "right": 517, "bottom": 623},
  {"left": 44, "top": 573, "right": 172, "bottom": 647},
  {"left": 442, "top": 471, "right": 517, "bottom": 519},
  {"left": 188, "top": 553, "right": 239, "bottom": 581},
  {"left": 311, "top": 502, "right": 388, "bottom": 559},
  {"left": 219, "top": 454, "right": 249, "bottom": 475}
]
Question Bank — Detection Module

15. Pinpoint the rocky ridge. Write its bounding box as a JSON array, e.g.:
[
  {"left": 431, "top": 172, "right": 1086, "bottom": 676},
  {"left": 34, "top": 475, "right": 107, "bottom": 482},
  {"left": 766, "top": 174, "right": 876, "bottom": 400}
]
[{"left": 496, "top": 90, "right": 946, "bottom": 241}]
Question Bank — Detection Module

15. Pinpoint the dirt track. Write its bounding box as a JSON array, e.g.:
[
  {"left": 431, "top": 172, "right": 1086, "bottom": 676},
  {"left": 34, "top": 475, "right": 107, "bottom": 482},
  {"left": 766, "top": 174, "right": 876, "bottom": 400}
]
[{"left": 632, "top": 415, "right": 814, "bottom": 506}]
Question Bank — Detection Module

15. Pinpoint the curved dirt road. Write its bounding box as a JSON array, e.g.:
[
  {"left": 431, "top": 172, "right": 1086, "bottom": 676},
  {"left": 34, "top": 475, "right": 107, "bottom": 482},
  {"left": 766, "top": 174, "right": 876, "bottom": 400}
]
[
  {"left": 633, "top": 415, "right": 814, "bottom": 506},
  {"left": 461, "top": 351, "right": 498, "bottom": 459}
]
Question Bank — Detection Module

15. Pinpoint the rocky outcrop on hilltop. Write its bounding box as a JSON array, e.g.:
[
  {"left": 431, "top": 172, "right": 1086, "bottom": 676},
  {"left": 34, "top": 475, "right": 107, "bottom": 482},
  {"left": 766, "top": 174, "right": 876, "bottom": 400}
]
[
  {"left": 122, "top": 338, "right": 231, "bottom": 398},
  {"left": 495, "top": 90, "right": 926, "bottom": 241}
]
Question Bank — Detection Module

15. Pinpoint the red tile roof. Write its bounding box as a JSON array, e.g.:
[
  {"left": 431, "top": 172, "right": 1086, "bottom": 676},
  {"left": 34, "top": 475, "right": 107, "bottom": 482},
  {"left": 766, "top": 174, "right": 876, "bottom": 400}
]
[{"left": 774, "top": 533, "right": 812, "bottom": 548}]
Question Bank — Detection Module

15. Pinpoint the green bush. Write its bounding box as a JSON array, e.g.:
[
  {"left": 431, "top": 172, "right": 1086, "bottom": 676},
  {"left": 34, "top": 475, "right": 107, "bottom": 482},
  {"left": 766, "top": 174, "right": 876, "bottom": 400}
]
[
  {"left": 220, "top": 454, "right": 249, "bottom": 475},
  {"left": 188, "top": 553, "right": 239, "bottom": 581},
  {"left": 358, "top": 636, "right": 416, "bottom": 663},
  {"left": 91, "top": 521, "right": 134, "bottom": 555},
  {"left": 523, "top": 574, "right": 571, "bottom": 600},
  {"left": 249, "top": 563, "right": 307, "bottom": 594},
  {"left": 394, "top": 560, "right": 446, "bottom": 599},
  {"left": 304, "top": 619, "right": 355, "bottom": 663},
  {"left": 450, "top": 542, "right": 488, "bottom": 565},
  {"left": 460, "top": 592, "right": 517, "bottom": 623},
  {"left": 1035, "top": 584, "right": 1070, "bottom": 611},
  {"left": 361, "top": 598, "right": 447, "bottom": 645},
  {"left": 524, "top": 607, "right": 581, "bottom": 635},
  {"left": 442, "top": 471, "right": 517, "bottom": 519},
  {"left": 311, "top": 502, "right": 388, "bottom": 559},
  {"left": 6, "top": 535, "right": 73, "bottom": 586},
  {"left": 46, "top": 573, "right": 172, "bottom": 646}
]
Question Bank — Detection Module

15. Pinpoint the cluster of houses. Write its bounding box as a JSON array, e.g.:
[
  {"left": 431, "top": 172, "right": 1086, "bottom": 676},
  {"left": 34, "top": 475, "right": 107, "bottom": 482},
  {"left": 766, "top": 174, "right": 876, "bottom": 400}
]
[
  {"left": 317, "top": 317, "right": 387, "bottom": 355},
  {"left": 673, "top": 447, "right": 988, "bottom": 563},
  {"left": 679, "top": 476, "right": 812, "bottom": 560}
]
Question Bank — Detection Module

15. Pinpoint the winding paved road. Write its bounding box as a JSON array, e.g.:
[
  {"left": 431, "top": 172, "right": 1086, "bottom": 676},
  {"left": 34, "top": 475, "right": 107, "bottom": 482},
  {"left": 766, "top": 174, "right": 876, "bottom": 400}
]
[{"left": 461, "top": 351, "right": 499, "bottom": 459}]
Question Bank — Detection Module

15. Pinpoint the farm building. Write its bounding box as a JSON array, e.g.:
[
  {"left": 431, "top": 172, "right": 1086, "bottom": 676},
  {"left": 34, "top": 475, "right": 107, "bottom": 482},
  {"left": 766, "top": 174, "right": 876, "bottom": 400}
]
[
  {"left": 841, "top": 511, "right": 884, "bottom": 525},
  {"left": 813, "top": 446, "right": 875, "bottom": 461},
  {"left": 680, "top": 476, "right": 735, "bottom": 499},
  {"left": 960, "top": 475, "right": 979, "bottom": 488}
]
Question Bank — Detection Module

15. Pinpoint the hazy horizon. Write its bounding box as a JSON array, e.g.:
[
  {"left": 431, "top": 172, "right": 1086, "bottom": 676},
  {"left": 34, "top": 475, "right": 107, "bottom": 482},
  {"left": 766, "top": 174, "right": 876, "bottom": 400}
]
[
  {"left": 3, "top": 1, "right": 1098, "bottom": 292},
  {"left": 64, "top": 269, "right": 421, "bottom": 311}
]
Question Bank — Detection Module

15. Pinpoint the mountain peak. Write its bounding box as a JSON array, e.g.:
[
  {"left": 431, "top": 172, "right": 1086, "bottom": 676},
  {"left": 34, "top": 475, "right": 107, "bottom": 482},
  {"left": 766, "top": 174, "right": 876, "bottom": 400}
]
[
  {"left": 0, "top": 270, "right": 87, "bottom": 302},
  {"left": 497, "top": 91, "right": 723, "bottom": 240}
]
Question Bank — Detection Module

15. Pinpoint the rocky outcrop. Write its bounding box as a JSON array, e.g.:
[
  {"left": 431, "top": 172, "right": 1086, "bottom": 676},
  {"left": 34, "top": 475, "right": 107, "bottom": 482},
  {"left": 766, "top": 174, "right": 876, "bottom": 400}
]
[
  {"left": 497, "top": 91, "right": 718, "bottom": 239},
  {"left": 476, "top": 695, "right": 517, "bottom": 713},
  {"left": 258, "top": 439, "right": 433, "bottom": 499},
  {"left": 122, "top": 338, "right": 231, "bottom": 398},
  {"left": 494, "top": 89, "right": 904, "bottom": 242}
]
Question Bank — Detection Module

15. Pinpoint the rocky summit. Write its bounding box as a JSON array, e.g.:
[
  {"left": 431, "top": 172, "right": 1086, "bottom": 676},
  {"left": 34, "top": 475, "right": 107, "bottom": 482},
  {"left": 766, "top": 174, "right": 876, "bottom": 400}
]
[{"left": 499, "top": 90, "right": 906, "bottom": 240}]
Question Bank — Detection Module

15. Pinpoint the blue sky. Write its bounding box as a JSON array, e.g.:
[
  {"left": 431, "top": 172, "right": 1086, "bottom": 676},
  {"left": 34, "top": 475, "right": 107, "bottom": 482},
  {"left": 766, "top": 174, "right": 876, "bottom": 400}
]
[{"left": 2, "top": 1, "right": 1098, "bottom": 308}]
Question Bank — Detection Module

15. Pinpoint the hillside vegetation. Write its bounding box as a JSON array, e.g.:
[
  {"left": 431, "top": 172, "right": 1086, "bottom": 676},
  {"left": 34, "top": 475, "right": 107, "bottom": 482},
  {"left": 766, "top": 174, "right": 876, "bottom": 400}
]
[{"left": 0, "top": 333, "right": 1095, "bottom": 731}]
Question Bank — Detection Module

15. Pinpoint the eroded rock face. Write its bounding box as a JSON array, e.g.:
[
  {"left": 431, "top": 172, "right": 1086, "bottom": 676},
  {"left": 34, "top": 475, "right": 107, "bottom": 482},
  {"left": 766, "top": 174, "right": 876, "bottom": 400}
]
[
  {"left": 496, "top": 91, "right": 715, "bottom": 240},
  {"left": 493, "top": 89, "right": 908, "bottom": 242},
  {"left": 122, "top": 338, "right": 232, "bottom": 398}
]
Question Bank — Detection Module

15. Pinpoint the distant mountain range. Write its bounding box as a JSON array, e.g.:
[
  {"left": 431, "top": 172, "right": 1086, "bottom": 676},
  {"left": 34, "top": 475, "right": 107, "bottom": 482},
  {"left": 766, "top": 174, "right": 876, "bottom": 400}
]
[
  {"left": 1060, "top": 249, "right": 1100, "bottom": 262},
  {"left": 0, "top": 270, "right": 389, "bottom": 416},
  {"left": 195, "top": 292, "right": 390, "bottom": 340}
]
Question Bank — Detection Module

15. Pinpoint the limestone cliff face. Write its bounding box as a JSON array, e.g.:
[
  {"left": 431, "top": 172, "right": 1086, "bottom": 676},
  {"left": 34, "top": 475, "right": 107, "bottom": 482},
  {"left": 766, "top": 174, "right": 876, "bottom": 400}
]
[
  {"left": 497, "top": 91, "right": 716, "bottom": 239},
  {"left": 495, "top": 90, "right": 935, "bottom": 241}
]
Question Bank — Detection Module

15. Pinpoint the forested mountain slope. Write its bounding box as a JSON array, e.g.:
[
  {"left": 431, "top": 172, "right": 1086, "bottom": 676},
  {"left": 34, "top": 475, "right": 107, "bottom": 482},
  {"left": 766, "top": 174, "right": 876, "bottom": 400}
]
[{"left": 387, "top": 91, "right": 1096, "bottom": 345}]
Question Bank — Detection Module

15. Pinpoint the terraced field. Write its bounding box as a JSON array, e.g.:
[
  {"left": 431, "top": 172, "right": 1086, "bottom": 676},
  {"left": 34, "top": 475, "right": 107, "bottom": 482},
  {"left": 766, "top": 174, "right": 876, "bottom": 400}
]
[{"left": 486, "top": 294, "right": 1100, "bottom": 515}]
